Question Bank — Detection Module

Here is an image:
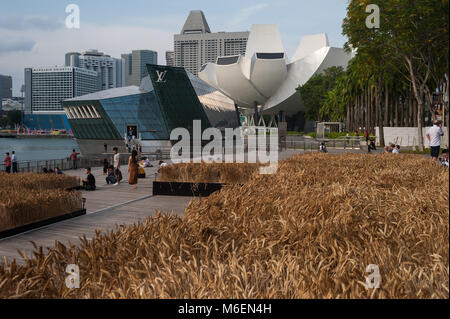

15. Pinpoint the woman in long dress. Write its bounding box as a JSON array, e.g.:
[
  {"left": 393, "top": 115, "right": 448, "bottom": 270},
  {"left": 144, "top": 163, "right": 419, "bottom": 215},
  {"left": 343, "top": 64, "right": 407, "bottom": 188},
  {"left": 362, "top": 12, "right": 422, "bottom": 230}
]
[{"left": 128, "top": 150, "right": 139, "bottom": 189}]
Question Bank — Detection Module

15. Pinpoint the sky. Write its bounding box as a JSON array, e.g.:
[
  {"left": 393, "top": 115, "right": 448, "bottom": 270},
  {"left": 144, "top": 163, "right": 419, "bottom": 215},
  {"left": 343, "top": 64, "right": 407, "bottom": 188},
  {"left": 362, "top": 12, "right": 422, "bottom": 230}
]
[{"left": 0, "top": 0, "right": 349, "bottom": 96}]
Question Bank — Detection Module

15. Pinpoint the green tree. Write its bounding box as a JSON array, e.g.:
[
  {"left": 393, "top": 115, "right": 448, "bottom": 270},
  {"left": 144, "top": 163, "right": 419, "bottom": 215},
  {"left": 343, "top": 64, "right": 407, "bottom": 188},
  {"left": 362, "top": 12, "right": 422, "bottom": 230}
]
[
  {"left": 0, "top": 117, "right": 9, "bottom": 128},
  {"left": 343, "top": 0, "right": 449, "bottom": 150},
  {"left": 7, "top": 110, "right": 22, "bottom": 127},
  {"left": 297, "top": 66, "right": 345, "bottom": 121}
]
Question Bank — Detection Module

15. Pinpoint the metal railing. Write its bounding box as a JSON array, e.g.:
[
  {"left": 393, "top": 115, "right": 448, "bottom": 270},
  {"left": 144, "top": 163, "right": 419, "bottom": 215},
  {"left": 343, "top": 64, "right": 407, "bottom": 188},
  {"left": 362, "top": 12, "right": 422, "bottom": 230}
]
[
  {"left": 0, "top": 157, "right": 109, "bottom": 173},
  {"left": 0, "top": 152, "right": 172, "bottom": 173},
  {"left": 284, "top": 138, "right": 363, "bottom": 151}
]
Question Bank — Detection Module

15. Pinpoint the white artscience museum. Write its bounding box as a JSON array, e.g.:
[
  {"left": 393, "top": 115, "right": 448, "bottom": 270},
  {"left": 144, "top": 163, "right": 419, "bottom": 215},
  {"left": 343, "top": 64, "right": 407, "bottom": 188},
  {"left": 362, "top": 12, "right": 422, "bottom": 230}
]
[{"left": 199, "top": 25, "right": 352, "bottom": 127}]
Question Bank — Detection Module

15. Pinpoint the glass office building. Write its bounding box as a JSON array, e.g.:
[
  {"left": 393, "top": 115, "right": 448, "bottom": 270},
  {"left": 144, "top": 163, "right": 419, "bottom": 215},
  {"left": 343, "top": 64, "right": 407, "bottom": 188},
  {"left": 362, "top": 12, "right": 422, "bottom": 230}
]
[{"left": 63, "top": 65, "right": 237, "bottom": 155}]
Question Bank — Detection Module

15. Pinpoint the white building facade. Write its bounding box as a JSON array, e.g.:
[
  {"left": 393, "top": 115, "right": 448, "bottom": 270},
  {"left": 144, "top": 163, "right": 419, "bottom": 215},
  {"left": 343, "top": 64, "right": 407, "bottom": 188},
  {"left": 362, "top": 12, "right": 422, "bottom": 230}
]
[
  {"left": 24, "top": 66, "right": 100, "bottom": 113},
  {"left": 174, "top": 10, "right": 249, "bottom": 76},
  {"left": 66, "top": 50, "right": 125, "bottom": 90},
  {"left": 199, "top": 26, "right": 352, "bottom": 119}
]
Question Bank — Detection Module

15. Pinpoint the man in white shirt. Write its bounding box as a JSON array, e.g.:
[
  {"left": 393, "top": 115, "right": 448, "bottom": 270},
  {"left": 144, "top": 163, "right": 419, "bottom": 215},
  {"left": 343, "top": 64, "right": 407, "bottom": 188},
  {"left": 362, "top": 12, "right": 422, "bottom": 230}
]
[
  {"left": 11, "top": 151, "right": 18, "bottom": 173},
  {"left": 426, "top": 120, "right": 445, "bottom": 161}
]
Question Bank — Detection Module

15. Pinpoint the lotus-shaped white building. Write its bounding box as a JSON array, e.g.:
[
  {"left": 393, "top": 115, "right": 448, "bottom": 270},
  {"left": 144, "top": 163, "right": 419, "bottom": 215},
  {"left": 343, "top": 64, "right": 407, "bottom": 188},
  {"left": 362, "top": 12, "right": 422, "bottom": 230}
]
[{"left": 199, "top": 25, "right": 351, "bottom": 121}]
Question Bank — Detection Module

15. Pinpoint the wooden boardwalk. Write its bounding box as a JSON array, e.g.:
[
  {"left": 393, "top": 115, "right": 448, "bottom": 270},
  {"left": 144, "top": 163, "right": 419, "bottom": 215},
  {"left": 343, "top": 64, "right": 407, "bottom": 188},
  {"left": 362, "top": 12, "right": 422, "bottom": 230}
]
[{"left": 0, "top": 162, "right": 192, "bottom": 264}]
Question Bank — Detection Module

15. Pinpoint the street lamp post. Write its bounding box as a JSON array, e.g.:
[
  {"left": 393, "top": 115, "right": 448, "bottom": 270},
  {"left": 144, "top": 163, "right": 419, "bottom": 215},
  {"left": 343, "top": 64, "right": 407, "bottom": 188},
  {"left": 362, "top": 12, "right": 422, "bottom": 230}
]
[{"left": 20, "top": 84, "right": 25, "bottom": 132}]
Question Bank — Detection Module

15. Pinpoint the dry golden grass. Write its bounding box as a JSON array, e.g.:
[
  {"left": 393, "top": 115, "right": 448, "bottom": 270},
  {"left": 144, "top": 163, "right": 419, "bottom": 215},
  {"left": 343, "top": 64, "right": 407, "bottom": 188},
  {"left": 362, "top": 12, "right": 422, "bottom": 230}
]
[
  {"left": 157, "top": 162, "right": 262, "bottom": 184},
  {"left": 0, "top": 173, "right": 79, "bottom": 191},
  {"left": 0, "top": 154, "right": 448, "bottom": 298},
  {"left": 0, "top": 173, "right": 81, "bottom": 232}
]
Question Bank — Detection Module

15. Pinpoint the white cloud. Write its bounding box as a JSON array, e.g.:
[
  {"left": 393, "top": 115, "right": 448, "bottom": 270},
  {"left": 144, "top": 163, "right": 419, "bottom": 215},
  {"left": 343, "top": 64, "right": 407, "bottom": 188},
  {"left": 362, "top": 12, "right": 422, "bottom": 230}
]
[
  {"left": 228, "top": 3, "right": 270, "bottom": 29},
  {"left": 0, "top": 23, "right": 173, "bottom": 95},
  {"left": 0, "top": 15, "right": 64, "bottom": 31},
  {"left": 0, "top": 38, "right": 36, "bottom": 55}
]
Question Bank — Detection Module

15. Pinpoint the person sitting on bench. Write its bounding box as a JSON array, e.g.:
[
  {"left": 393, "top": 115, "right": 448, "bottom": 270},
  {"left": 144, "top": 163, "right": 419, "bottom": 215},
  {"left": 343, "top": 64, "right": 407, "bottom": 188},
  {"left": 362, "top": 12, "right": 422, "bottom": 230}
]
[{"left": 81, "top": 167, "right": 96, "bottom": 191}]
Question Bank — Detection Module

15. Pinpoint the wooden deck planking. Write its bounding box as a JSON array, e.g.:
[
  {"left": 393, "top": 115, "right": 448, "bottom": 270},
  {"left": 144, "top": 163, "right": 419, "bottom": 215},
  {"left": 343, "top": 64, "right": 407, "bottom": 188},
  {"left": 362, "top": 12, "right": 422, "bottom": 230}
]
[
  {"left": 0, "top": 160, "right": 191, "bottom": 264},
  {"left": 0, "top": 195, "right": 191, "bottom": 264}
]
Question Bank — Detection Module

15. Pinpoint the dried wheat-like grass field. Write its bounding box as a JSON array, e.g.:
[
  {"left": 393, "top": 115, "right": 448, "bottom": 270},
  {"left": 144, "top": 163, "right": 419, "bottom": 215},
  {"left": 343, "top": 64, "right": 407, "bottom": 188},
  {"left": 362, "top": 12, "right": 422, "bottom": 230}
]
[
  {"left": 0, "top": 173, "right": 81, "bottom": 232},
  {"left": 0, "top": 153, "right": 448, "bottom": 298}
]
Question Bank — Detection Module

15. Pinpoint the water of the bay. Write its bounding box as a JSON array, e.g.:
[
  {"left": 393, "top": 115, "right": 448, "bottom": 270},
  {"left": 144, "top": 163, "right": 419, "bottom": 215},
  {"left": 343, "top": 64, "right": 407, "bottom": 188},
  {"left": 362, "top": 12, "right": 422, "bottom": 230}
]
[{"left": 0, "top": 138, "right": 80, "bottom": 162}]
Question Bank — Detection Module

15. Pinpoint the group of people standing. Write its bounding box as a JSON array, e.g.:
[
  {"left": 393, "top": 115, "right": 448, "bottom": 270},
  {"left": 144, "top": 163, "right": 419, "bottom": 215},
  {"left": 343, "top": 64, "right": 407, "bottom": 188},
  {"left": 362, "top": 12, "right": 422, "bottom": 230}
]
[
  {"left": 3, "top": 151, "right": 18, "bottom": 173},
  {"left": 103, "top": 147, "right": 140, "bottom": 189},
  {"left": 78, "top": 147, "right": 141, "bottom": 191}
]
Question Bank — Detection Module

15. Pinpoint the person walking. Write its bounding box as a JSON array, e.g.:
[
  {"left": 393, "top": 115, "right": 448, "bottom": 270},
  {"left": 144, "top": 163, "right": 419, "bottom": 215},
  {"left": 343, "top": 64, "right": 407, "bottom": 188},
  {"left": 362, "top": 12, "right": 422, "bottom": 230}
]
[
  {"left": 368, "top": 138, "right": 377, "bottom": 153},
  {"left": 103, "top": 158, "right": 109, "bottom": 175},
  {"left": 364, "top": 130, "right": 370, "bottom": 145},
  {"left": 70, "top": 149, "right": 80, "bottom": 169},
  {"left": 11, "top": 151, "right": 18, "bottom": 173},
  {"left": 128, "top": 150, "right": 139, "bottom": 189},
  {"left": 3, "top": 152, "right": 11, "bottom": 173},
  {"left": 426, "top": 120, "right": 445, "bottom": 162}
]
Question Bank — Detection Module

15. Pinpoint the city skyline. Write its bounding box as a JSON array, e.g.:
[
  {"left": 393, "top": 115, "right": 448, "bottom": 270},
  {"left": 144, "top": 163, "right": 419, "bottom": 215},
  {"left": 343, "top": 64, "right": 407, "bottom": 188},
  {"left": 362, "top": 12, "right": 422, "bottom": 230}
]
[{"left": 0, "top": 0, "right": 349, "bottom": 96}]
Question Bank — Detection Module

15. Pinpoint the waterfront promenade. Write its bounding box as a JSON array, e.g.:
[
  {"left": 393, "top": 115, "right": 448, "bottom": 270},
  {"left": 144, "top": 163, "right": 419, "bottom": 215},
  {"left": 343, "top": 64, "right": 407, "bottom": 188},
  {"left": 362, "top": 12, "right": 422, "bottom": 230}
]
[{"left": 0, "top": 149, "right": 369, "bottom": 265}]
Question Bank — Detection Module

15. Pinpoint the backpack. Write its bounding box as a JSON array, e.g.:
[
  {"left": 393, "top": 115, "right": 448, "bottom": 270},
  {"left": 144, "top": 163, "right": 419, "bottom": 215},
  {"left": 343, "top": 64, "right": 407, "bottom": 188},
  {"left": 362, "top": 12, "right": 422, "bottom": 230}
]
[{"left": 116, "top": 169, "right": 123, "bottom": 182}]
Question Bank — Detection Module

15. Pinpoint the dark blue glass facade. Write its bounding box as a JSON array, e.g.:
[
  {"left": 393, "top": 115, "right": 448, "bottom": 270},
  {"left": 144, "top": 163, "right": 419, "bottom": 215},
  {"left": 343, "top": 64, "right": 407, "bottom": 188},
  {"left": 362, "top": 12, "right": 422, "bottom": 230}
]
[
  {"left": 100, "top": 91, "right": 169, "bottom": 140},
  {"left": 64, "top": 65, "right": 212, "bottom": 142}
]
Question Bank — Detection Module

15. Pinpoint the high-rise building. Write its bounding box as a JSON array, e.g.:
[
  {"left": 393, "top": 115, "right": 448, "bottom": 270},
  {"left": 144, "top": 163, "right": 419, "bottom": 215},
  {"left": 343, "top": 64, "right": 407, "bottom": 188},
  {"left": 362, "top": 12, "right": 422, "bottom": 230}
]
[
  {"left": 66, "top": 50, "right": 125, "bottom": 90},
  {"left": 121, "top": 50, "right": 158, "bottom": 86},
  {"left": 0, "top": 74, "right": 13, "bottom": 101},
  {"left": 166, "top": 51, "right": 175, "bottom": 67},
  {"left": 65, "top": 52, "right": 80, "bottom": 68},
  {"left": 174, "top": 10, "right": 249, "bottom": 75},
  {"left": 24, "top": 66, "right": 100, "bottom": 113}
]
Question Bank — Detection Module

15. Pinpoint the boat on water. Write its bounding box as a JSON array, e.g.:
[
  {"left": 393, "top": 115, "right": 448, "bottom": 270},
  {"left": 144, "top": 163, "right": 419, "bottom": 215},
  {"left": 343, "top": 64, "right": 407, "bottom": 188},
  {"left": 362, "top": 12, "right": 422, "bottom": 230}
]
[{"left": 0, "top": 130, "right": 16, "bottom": 138}]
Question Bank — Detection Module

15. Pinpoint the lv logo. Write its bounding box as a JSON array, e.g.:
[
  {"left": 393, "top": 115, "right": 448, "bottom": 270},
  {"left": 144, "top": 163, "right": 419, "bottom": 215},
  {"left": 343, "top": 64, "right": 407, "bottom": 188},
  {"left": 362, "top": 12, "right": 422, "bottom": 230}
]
[{"left": 156, "top": 70, "right": 168, "bottom": 83}]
